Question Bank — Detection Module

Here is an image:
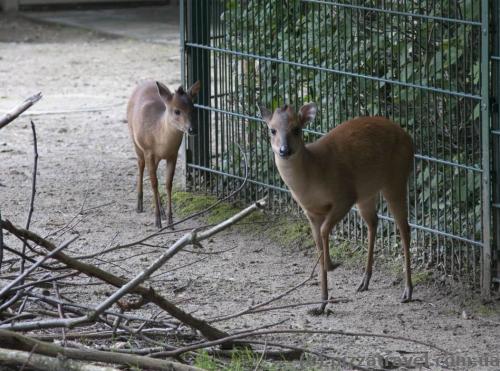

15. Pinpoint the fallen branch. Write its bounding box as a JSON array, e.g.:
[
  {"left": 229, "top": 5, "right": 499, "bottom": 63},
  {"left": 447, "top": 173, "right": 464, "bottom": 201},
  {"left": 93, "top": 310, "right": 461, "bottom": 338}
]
[
  {"left": 33, "top": 328, "right": 175, "bottom": 341},
  {"left": 0, "top": 197, "right": 266, "bottom": 342},
  {"left": 151, "top": 327, "right": 448, "bottom": 358},
  {"left": 0, "top": 92, "right": 42, "bottom": 130},
  {"left": 0, "top": 330, "right": 201, "bottom": 371},
  {"left": 0, "top": 346, "right": 119, "bottom": 371}
]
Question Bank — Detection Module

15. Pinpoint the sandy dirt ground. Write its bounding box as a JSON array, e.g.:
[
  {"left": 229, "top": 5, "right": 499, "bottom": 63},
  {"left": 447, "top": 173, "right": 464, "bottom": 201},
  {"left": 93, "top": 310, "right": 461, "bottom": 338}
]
[{"left": 0, "top": 14, "right": 499, "bottom": 370}]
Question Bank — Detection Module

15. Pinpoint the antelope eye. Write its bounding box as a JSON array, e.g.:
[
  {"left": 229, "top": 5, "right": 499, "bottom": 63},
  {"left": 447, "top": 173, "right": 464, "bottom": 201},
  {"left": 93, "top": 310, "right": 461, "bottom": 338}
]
[
  {"left": 270, "top": 128, "right": 277, "bottom": 135},
  {"left": 174, "top": 109, "right": 181, "bottom": 116},
  {"left": 293, "top": 127, "right": 301, "bottom": 135}
]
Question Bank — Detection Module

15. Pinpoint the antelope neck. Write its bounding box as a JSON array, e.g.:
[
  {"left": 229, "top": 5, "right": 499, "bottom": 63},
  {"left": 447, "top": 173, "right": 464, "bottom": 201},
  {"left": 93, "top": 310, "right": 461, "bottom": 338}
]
[{"left": 274, "top": 145, "right": 312, "bottom": 193}]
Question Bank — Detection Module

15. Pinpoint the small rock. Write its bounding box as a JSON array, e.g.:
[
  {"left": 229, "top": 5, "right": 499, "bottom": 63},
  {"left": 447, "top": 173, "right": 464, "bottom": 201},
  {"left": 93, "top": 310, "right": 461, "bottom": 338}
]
[{"left": 462, "top": 310, "right": 470, "bottom": 320}]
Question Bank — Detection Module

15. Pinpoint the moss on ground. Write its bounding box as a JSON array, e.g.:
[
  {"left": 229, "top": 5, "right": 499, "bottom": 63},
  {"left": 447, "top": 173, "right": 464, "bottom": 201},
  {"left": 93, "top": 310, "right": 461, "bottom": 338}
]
[
  {"left": 170, "top": 190, "right": 266, "bottom": 227},
  {"left": 382, "top": 254, "right": 434, "bottom": 286},
  {"left": 473, "top": 302, "right": 500, "bottom": 317},
  {"left": 266, "top": 218, "right": 312, "bottom": 248},
  {"left": 411, "top": 270, "right": 433, "bottom": 286}
]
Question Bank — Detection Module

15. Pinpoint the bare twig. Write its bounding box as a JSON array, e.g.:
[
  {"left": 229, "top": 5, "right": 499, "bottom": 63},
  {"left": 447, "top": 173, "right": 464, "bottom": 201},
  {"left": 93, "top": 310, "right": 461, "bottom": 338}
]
[
  {"left": 18, "top": 344, "right": 37, "bottom": 371},
  {"left": 253, "top": 341, "right": 266, "bottom": 371},
  {"left": 19, "top": 120, "right": 39, "bottom": 286},
  {"left": 0, "top": 236, "right": 77, "bottom": 300},
  {"left": 0, "top": 93, "right": 42, "bottom": 130},
  {"left": 9, "top": 271, "right": 79, "bottom": 292},
  {"left": 52, "top": 281, "right": 67, "bottom": 346},
  {"left": 0, "top": 209, "right": 3, "bottom": 271}
]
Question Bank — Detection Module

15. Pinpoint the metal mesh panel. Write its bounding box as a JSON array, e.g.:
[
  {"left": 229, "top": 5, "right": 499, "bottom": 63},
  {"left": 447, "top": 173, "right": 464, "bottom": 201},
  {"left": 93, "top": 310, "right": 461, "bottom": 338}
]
[{"left": 181, "top": 0, "right": 494, "bottom": 288}]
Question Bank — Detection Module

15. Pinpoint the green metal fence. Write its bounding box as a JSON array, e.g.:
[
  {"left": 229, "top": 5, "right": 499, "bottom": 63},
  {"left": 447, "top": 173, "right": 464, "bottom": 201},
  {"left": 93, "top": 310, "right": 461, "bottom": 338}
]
[{"left": 180, "top": 0, "right": 498, "bottom": 298}]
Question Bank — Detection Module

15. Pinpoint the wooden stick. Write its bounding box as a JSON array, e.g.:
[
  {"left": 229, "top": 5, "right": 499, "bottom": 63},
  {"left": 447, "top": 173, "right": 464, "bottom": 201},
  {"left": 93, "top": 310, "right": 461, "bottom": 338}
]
[
  {"left": 19, "top": 120, "right": 39, "bottom": 279},
  {"left": 0, "top": 93, "right": 42, "bottom": 130},
  {"left": 0, "top": 330, "right": 201, "bottom": 371},
  {"left": 0, "top": 346, "right": 119, "bottom": 371}
]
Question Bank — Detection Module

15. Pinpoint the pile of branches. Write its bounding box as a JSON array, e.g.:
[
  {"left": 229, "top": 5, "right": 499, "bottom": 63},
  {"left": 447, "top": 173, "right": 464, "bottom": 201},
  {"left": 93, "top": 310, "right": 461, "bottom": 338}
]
[{"left": 0, "top": 95, "right": 446, "bottom": 371}]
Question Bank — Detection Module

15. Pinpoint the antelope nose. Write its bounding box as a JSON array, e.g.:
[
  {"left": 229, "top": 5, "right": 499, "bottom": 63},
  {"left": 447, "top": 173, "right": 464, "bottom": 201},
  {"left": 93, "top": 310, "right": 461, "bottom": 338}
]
[
  {"left": 188, "top": 127, "right": 196, "bottom": 135},
  {"left": 279, "top": 145, "right": 291, "bottom": 157}
]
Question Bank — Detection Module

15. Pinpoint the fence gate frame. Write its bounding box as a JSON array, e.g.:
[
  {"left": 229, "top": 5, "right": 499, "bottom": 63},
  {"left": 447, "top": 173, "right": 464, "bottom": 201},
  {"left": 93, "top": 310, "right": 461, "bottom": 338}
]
[{"left": 180, "top": 0, "right": 499, "bottom": 299}]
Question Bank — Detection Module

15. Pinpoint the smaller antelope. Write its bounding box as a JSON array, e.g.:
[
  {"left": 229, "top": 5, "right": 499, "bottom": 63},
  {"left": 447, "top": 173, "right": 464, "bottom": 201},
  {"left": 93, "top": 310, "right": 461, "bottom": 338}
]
[
  {"left": 259, "top": 103, "right": 414, "bottom": 315},
  {"left": 127, "top": 80, "right": 200, "bottom": 229}
]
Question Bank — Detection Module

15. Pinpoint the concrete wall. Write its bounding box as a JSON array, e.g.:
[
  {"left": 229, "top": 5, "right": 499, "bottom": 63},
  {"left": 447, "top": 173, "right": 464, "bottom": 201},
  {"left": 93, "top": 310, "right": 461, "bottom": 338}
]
[
  {"left": 1, "top": 0, "right": 19, "bottom": 11},
  {"left": 20, "top": 0, "right": 147, "bottom": 5},
  {"left": 1, "top": 0, "right": 168, "bottom": 11}
]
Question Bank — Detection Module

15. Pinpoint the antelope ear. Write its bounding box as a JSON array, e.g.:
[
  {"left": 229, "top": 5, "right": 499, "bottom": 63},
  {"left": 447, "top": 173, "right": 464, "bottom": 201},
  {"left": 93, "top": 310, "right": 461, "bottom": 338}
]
[
  {"left": 258, "top": 104, "right": 273, "bottom": 124},
  {"left": 188, "top": 80, "right": 201, "bottom": 99},
  {"left": 298, "top": 103, "right": 317, "bottom": 127},
  {"left": 156, "top": 81, "right": 173, "bottom": 101}
]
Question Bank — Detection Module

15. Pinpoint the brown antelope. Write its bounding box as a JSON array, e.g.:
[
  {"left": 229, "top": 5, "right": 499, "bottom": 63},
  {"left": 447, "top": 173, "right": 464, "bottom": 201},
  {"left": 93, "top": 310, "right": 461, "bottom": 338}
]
[
  {"left": 127, "top": 80, "right": 200, "bottom": 229},
  {"left": 259, "top": 103, "right": 414, "bottom": 315}
]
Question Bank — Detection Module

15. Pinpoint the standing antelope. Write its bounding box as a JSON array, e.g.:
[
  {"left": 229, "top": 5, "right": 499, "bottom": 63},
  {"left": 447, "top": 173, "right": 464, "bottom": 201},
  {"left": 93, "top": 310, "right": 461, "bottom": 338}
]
[
  {"left": 259, "top": 103, "right": 414, "bottom": 315},
  {"left": 127, "top": 80, "right": 200, "bottom": 229}
]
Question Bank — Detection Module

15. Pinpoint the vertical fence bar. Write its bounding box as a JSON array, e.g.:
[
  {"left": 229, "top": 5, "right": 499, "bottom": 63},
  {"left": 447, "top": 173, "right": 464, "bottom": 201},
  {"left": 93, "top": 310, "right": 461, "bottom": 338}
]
[
  {"left": 492, "top": 0, "right": 500, "bottom": 287},
  {"left": 187, "top": 0, "right": 211, "bottom": 170},
  {"left": 179, "top": 0, "right": 187, "bottom": 190},
  {"left": 480, "top": 0, "right": 492, "bottom": 300}
]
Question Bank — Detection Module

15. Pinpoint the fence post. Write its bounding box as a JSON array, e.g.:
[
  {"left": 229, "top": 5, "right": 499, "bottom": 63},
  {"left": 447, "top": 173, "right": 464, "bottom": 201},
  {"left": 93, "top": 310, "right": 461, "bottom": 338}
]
[
  {"left": 186, "top": 0, "right": 211, "bottom": 170},
  {"left": 481, "top": 0, "right": 492, "bottom": 301},
  {"left": 491, "top": 0, "right": 500, "bottom": 290}
]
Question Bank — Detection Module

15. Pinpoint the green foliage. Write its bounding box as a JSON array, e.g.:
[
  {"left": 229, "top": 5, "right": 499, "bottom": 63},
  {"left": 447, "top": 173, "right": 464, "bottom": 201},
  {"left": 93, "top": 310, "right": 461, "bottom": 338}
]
[
  {"left": 194, "top": 348, "right": 281, "bottom": 371},
  {"left": 194, "top": 350, "right": 219, "bottom": 370}
]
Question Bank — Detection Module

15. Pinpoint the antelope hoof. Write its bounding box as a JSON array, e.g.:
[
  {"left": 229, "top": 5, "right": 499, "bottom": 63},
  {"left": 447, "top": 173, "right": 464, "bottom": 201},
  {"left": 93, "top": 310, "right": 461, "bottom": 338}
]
[
  {"left": 307, "top": 301, "right": 328, "bottom": 316},
  {"left": 326, "top": 260, "right": 342, "bottom": 271},
  {"left": 167, "top": 215, "right": 174, "bottom": 230},
  {"left": 155, "top": 216, "right": 162, "bottom": 229},
  {"left": 159, "top": 205, "right": 167, "bottom": 220},
  {"left": 400, "top": 285, "right": 413, "bottom": 303},
  {"left": 308, "top": 307, "right": 326, "bottom": 316},
  {"left": 356, "top": 272, "right": 372, "bottom": 292}
]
